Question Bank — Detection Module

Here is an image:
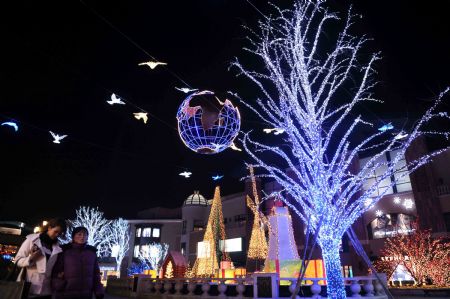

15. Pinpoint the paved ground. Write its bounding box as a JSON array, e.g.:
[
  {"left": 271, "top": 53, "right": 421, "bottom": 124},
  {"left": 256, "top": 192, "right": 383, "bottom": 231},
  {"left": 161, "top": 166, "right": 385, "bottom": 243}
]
[
  {"left": 104, "top": 296, "right": 446, "bottom": 299},
  {"left": 104, "top": 295, "right": 129, "bottom": 299}
]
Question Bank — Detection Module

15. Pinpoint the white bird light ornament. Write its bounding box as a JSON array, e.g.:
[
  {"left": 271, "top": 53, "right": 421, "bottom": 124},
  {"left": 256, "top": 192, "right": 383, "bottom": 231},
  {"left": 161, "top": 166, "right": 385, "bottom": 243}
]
[
  {"left": 107, "top": 93, "right": 125, "bottom": 105},
  {"left": 49, "top": 131, "right": 67, "bottom": 144},
  {"left": 179, "top": 171, "right": 192, "bottom": 178},
  {"left": 175, "top": 87, "right": 198, "bottom": 94},
  {"left": 263, "top": 128, "right": 285, "bottom": 135},
  {"left": 138, "top": 61, "right": 167, "bottom": 69}
]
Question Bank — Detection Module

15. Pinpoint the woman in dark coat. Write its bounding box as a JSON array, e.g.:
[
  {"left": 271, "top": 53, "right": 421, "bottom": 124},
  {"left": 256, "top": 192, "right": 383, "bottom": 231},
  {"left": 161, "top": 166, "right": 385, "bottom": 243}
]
[{"left": 51, "top": 226, "right": 105, "bottom": 299}]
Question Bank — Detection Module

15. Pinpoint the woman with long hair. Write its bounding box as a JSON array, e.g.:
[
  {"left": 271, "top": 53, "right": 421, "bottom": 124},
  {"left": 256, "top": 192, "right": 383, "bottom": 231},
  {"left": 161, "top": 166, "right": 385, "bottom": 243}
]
[{"left": 15, "top": 218, "right": 67, "bottom": 298}]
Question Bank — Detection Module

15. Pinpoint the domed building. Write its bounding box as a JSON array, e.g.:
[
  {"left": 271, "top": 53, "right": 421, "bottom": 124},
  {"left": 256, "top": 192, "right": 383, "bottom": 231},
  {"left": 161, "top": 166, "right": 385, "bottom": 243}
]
[
  {"left": 181, "top": 191, "right": 211, "bottom": 261},
  {"left": 184, "top": 191, "right": 209, "bottom": 206}
]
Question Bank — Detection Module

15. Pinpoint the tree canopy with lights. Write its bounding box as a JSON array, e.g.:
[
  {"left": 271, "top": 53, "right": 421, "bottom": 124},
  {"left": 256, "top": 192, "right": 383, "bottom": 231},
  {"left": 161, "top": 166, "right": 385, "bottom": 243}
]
[{"left": 232, "top": 0, "right": 449, "bottom": 297}]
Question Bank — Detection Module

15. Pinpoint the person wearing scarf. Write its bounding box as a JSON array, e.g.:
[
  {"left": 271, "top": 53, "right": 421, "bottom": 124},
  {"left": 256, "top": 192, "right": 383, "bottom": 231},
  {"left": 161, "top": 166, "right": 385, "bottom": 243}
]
[{"left": 15, "top": 218, "right": 67, "bottom": 298}]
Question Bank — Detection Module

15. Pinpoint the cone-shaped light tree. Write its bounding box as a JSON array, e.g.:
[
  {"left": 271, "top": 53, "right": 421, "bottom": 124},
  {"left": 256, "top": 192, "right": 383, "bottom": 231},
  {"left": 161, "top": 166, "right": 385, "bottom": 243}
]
[
  {"left": 232, "top": 0, "right": 449, "bottom": 297},
  {"left": 193, "top": 186, "right": 230, "bottom": 277},
  {"left": 246, "top": 165, "right": 269, "bottom": 272}
]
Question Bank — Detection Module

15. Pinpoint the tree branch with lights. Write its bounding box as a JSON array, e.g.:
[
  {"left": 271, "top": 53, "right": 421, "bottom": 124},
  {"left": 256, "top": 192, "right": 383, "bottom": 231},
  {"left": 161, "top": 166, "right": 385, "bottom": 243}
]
[
  {"left": 66, "top": 206, "right": 112, "bottom": 257},
  {"left": 231, "top": 0, "right": 449, "bottom": 297}
]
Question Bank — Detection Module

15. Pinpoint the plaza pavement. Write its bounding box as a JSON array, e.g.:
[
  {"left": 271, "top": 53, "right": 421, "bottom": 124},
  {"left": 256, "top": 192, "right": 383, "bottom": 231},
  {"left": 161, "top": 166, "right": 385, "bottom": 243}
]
[{"left": 104, "top": 295, "right": 444, "bottom": 299}]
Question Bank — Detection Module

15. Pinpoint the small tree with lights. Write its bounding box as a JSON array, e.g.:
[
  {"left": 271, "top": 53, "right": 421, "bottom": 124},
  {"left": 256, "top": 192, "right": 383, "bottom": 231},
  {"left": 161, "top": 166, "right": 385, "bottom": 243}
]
[
  {"left": 106, "top": 218, "right": 130, "bottom": 277},
  {"left": 165, "top": 261, "right": 174, "bottom": 279},
  {"left": 232, "top": 0, "right": 449, "bottom": 297},
  {"left": 147, "top": 242, "right": 169, "bottom": 276},
  {"left": 374, "top": 221, "right": 450, "bottom": 286},
  {"left": 246, "top": 165, "right": 269, "bottom": 272}
]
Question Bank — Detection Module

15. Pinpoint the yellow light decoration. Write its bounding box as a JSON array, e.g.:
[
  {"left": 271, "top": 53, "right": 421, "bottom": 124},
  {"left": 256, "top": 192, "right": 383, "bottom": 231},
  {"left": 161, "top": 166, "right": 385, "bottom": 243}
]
[
  {"left": 246, "top": 165, "right": 269, "bottom": 272},
  {"left": 192, "top": 186, "right": 230, "bottom": 277},
  {"left": 230, "top": 142, "right": 242, "bottom": 151},
  {"left": 165, "top": 261, "right": 174, "bottom": 278},
  {"left": 133, "top": 112, "right": 148, "bottom": 124}
]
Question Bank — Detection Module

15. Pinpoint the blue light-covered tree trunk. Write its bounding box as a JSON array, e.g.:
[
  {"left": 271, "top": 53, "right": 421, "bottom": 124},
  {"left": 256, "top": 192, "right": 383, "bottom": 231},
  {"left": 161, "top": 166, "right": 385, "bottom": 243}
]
[
  {"left": 321, "top": 238, "right": 346, "bottom": 299},
  {"left": 232, "top": 1, "right": 449, "bottom": 298}
]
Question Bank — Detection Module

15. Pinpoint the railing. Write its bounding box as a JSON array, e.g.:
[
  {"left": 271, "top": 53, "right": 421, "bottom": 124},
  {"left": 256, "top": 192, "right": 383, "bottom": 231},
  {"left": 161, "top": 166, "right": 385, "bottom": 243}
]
[
  {"left": 437, "top": 184, "right": 450, "bottom": 196},
  {"left": 131, "top": 276, "right": 388, "bottom": 298}
]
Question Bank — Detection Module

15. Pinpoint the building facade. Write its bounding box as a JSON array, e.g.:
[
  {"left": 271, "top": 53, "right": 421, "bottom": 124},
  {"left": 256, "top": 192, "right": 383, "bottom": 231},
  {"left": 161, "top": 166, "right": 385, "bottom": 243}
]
[{"left": 128, "top": 139, "right": 449, "bottom": 278}]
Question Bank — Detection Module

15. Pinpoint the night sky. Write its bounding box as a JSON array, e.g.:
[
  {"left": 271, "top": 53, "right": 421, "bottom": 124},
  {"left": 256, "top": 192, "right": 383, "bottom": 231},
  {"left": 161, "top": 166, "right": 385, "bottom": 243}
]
[{"left": 0, "top": 1, "right": 449, "bottom": 225}]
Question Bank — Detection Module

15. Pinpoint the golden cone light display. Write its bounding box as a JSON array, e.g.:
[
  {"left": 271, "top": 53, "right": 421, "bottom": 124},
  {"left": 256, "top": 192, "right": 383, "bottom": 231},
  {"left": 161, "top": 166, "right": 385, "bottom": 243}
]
[{"left": 192, "top": 186, "right": 230, "bottom": 277}]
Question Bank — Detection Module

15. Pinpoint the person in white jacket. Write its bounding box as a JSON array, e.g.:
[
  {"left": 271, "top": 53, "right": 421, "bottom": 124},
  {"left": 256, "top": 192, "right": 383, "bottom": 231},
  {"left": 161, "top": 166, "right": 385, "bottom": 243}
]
[{"left": 14, "top": 218, "right": 67, "bottom": 298}]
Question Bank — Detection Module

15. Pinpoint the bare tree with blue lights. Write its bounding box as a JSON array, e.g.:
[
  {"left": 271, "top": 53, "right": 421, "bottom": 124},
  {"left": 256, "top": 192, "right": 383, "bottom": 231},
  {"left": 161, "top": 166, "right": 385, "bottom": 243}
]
[{"left": 232, "top": 0, "right": 449, "bottom": 298}]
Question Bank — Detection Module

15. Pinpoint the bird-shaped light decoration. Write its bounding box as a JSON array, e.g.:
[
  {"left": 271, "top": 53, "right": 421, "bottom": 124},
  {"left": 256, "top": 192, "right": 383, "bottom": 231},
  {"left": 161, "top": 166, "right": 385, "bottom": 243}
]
[
  {"left": 138, "top": 61, "right": 167, "bottom": 70},
  {"left": 394, "top": 132, "right": 408, "bottom": 140},
  {"left": 107, "top": 93, "right": 126, "bottom": 105},
  {"left": 1, "top": 122, "right": 18, "bottom": 132},
  {"left": 263, "top": 128, "right": 285, "bottom": 135},
  {"left": 378, "top": 123, "right": 394, "bottom": 132},
  {"left": 49, "top": 131, "right": 67, "bottom": 144},
  {"left": 133, "top": 112, "right": 148, "bottom": 124},
  {"left": 230, "top": 142, "right": 242, "bottom": 151},
  {"left": 179, "top": 171, "right": 192, "bottom": 178},
  {"left": 212, "top": 174, "right": 224, "bottom": 181},
  {"left": 175, "top": 87, "right": 198, "bottom": 94}
]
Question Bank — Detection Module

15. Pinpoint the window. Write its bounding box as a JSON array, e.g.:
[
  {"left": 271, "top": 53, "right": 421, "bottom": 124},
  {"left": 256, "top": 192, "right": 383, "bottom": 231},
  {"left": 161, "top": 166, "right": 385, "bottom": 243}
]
[
  {"left": 360, "top": 151, "right": 412, "bottom": 197},
  {"left": 152, "top": 228, "right": 160, "bottom": 238},
  {"left": 193, "top": 220, "right": 204, "bottom": 231},
  {"left": 136, "top": 228, "right": 141, "bottom": 237},
  {"left": 234, "top": 214, "right": 246, "bottom": 222},
  {"left": 142, "top": 228, "right": 152, "bottom": 237},
  {"left": 182, "top": 220, "right": 187, "bottom": 234},
  {"left": 391, "top": 150, "right": 412, "bottom": 192},
  {"left": 342, "top": 265, "right": 353, "bottom": 278},
  {"left": 197, "top": 241, "right": 211, "bottom": 258},
  {"left": 219, "top": 238, "right": 242, "bottom": 252},
  {"left": 133, "top": 245, "right": 140, "bottom": 258},
  {"left": 140, "top": 245, "right": 150, "bottom": 258},
  {"left": 444, "top": 213, "right": 450, "bottom": 232}
]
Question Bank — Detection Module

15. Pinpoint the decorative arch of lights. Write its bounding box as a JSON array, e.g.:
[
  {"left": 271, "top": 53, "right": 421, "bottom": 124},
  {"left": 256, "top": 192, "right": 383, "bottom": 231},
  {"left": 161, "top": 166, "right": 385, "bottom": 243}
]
[{"left": 176, "top": 90, "right": 241, "bottom": 154}]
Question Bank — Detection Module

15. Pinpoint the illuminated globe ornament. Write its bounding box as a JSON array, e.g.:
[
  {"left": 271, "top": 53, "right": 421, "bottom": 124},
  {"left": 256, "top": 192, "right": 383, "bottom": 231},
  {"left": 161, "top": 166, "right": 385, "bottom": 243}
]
[{"left": 176, "top": 90, "right": 241, "bottom": 154}]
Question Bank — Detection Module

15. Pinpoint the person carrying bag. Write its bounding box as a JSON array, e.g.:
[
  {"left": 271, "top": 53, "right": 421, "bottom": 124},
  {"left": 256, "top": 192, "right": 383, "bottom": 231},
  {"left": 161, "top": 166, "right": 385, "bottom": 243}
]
[
  {"left": 0, "top": 258, "right": 30, "bottom": 299},
  {"left": 14, "top": 218, "right": 67, "bottom": 298}
]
